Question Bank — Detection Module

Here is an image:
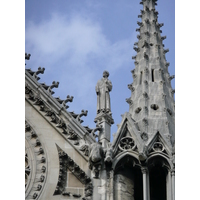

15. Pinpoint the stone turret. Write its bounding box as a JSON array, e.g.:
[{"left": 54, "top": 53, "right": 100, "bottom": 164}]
[{"left": 128, "top": 0, "right": 175, "bottom": 147}]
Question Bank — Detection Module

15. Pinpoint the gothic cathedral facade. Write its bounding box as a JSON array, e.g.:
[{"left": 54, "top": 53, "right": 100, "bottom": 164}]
[{"left": 25, "top": 0, "right": 175, "bottom": 199}]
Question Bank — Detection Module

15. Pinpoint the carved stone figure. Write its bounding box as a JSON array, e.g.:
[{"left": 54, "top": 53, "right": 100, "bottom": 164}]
[
  {"left": 95, "top": 71, "right": 112, "bottom": 114},
  {"left": 89, "top": 143, "right": 104, "bottom": 178}
]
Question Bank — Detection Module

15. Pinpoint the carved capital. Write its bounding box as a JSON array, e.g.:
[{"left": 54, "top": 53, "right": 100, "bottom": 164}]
[
  {"left": 171, "top": 169, "right": 175, "bottom": 176},
  {"left": 141, "top": 167, "right": 148, "bottom": 174}
]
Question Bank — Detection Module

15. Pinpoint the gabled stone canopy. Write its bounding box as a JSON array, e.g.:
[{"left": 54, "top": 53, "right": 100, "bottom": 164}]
[{"left": 112, "top": 112, "right": 145, "bottom": 158}]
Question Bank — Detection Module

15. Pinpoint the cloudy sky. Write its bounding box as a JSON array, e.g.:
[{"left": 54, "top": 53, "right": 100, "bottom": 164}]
[{"left": 25, "top": 0, "right": 175, "bottom": 141}]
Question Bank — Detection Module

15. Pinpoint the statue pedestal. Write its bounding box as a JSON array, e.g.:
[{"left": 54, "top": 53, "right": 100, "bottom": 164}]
[{"left": 94, "top": 112, "right": 114, "bottom": 147}]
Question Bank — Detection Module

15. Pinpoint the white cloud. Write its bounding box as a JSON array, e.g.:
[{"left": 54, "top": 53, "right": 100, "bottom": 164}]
[{"left": 25, "top": 12, "right": 135, "bottom": 120}]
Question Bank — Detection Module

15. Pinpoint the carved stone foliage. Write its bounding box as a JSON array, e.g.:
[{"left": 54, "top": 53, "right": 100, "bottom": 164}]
[
  {"left": 119, "top": 136, "right": 136, "bottom": 151},
  {"left": 141, "top": 132, "right": 148, "bottom": 141},
  {"left": 54, "top": 145, "right": 93, "bottom": 199},
  {"left": 128, "top": 84, "right": 135, "bottom": 92},
  {"left": 79, "top": 144, "right": 90, "bottom": 156},
  {"left": 25, "top": 121, "right": 47, "bottom": 200}
]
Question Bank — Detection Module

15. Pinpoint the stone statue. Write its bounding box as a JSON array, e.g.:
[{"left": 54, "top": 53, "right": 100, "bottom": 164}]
[{"left": 95, "top": 71, "right": 112, "bottom": 114}]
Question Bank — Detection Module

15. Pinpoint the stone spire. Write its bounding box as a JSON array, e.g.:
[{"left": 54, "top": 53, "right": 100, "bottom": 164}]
[{"left": 127, "top": 0, "right": 175, "bottom": 146}]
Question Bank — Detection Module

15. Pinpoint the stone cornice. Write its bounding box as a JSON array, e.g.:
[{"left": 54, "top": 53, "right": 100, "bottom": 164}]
[
  {"left": 26, "top": 71, "right": 95, "bottom": 143},
  {"left": 25, "top": 71, "right": 97, "bottom": 162}
]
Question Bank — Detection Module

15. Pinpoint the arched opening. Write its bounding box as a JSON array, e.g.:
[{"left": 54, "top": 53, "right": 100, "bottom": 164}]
[
  {"left": 149, "top": 158, "right": 168, "bottom": 200},
  {"left": 114, "top": 155, "right": 143, "bottom": 200}
]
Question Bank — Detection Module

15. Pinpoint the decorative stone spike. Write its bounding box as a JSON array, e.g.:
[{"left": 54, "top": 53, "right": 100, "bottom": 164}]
[
  {"left": 128, "top": 84, "right": 135, "bottom": 92},
  {"left": 76, "top": 110, "right": 88, "bottom": 123},
  {"left": 136, "top": 28, "right": 140, "bottom": 32},
  {"left": 157, "top": 23, "right": 164, "bottom": 28},
  {"left": 163, "top": 49, "right": 169, "bottom": 54},
  {"left": 137, "top": 21, "right": 143, "bottom": 26},
  {"left": 126, "top": 97, "right": 133, "bottom": 105},
  {"left": 55, "top": 95, "right": 73, "bottom": 109},
  {"left": 91, "top": 124, "right": 102, "bottom": 138},
  {"left": 132, "top": 55, "right": 137, "bottom": 60},
  {"left": 134, "top": 47, "right": 140, "bottom": 52},
  {"left": 25, "top": 53, "right": 31, "bottom": 60},
  {"left": 48, "top": 81, "right": 59, "bottom": 91},
  {"left": 169, "top": 75, "right": 175, "bottom": 81}
]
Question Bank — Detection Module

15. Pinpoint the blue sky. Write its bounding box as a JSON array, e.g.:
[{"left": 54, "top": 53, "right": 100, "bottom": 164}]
[{"left": 25, "top": 0, "right": 175, "bottom": 140}]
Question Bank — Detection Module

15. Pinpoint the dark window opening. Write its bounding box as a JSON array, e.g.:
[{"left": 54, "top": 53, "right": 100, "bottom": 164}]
[
  {"left": 152, "top": 69, "right": 154, "bottom": 82},
  {"left": 114, "top": 157, "right": 143, "bottom": 200},
  {"left": 149, "top": 163, "right": 167, "bottom": 200}
]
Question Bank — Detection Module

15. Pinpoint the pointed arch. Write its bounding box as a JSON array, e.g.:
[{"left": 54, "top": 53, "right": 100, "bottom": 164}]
[
  {"left": 147, "top": 154, "right": 173, "bottom": 200},
  {"left": 113, "top": 153, "right": 143, "bottom": 200}
]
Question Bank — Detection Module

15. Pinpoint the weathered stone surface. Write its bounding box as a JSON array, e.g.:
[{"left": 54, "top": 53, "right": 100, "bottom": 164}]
[{"left": 114, "top": 174, "right": 134, "bottom": 200}]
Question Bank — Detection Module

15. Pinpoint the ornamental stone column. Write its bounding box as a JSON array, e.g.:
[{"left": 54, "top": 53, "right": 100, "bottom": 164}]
[
  {"left": 171, "top": 169, "right": 175, "bottom": 200},
  {"left": 141, "top": 167, "right": 148, "bottom": 200},
  {"left": 166, "top": 169, "right": 172, "bottom": 200}
]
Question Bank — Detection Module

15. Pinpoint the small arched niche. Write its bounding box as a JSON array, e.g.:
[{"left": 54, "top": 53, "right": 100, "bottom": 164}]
[{"left": 114, "top": 155, "right": 143, "bottom": 200}]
